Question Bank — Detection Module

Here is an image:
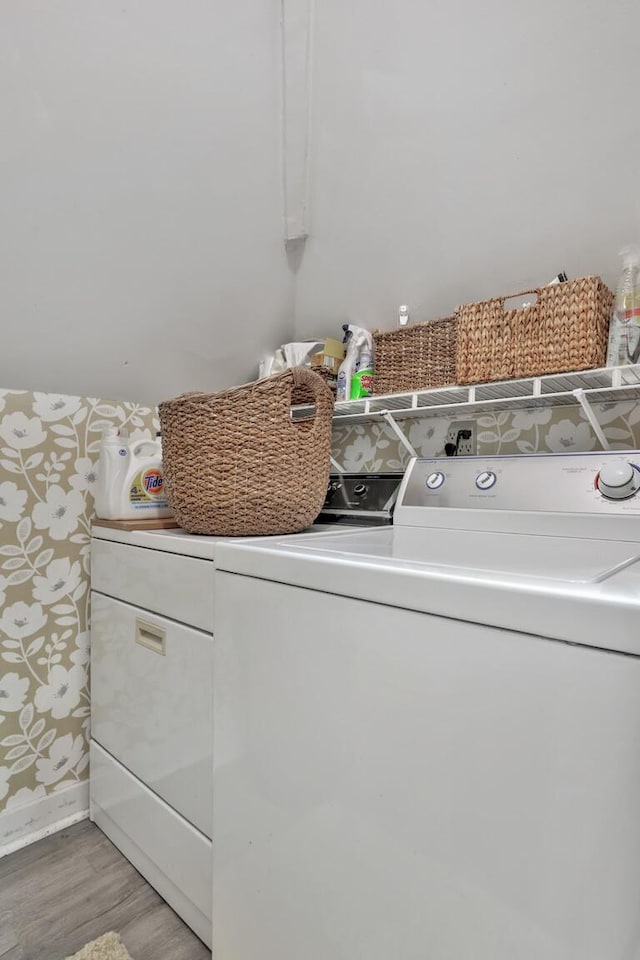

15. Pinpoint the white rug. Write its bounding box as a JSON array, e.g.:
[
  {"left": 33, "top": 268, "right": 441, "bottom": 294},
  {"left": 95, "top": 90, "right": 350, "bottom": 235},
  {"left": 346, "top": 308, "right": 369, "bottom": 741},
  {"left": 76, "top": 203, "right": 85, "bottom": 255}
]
[{"left": 66, "top": 932, "right": 133, "bottom": 960}]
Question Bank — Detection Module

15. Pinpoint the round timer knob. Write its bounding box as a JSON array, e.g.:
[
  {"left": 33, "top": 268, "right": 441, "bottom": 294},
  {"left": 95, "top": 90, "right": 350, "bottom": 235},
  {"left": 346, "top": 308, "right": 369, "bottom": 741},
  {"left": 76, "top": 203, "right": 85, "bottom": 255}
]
[{"left": 597, "top": 462, "right": 638, "bottom": 500}]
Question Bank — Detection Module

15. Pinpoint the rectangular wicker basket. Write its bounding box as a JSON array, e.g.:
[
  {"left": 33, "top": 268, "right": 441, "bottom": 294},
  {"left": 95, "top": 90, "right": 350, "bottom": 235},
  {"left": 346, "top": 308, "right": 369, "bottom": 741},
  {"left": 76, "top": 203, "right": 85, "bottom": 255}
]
[
  {"left": 372, "top": 316, "right": 458, "bottom": 395},
  {"left": 455, "top": 276, "right": 613, "bottom": 385}
]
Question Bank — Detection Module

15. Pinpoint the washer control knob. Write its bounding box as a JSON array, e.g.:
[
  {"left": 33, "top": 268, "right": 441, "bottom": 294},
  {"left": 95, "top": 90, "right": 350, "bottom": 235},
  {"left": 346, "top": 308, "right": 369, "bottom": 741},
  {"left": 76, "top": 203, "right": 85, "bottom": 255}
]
[
  {"left": 353, "top": 483, "right": 368, "bottom": 497},
  {"left": 475, "top": 471, "right": 497, "bottom": 491},
  {"left": 597, "top": 462, "right": 638, "bottom": 500},
  {"left": 425, "top": 471, "right": 445, "bottom": 490}
]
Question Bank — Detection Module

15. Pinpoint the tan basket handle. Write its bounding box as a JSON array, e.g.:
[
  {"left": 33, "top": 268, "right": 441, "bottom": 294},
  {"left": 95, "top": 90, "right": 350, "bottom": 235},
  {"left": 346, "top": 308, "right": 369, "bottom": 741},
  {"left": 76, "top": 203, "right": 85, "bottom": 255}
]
[
  {"left": 497, "top": 286, "right": 545, "bottom": 311},
  {"left": 290, "top": 365, "right": 328, "bottom": 391},
  {"left": 288, "top": 366, "right": 334, "bottom": 434}
]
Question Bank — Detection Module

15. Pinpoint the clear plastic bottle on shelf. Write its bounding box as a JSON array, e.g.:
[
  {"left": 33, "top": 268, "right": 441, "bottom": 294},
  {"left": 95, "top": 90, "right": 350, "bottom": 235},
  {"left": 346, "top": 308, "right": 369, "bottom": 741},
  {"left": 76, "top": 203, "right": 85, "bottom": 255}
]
[{"left": 607, "top": 245, "right": 640, "bottom": 367}]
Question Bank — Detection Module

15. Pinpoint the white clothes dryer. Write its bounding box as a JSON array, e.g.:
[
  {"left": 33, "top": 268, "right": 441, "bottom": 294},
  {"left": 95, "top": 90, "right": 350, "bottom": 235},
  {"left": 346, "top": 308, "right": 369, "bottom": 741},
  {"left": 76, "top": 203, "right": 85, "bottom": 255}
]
[{"left": 89, "top": 472, "right": 402, "bottom": 945}]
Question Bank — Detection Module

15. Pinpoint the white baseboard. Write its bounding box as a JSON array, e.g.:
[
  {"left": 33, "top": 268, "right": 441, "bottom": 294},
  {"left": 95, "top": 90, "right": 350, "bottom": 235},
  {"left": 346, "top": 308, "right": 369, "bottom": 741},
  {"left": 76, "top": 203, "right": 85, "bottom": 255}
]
[{"left": 0, "top": 781, "right": 89, "bottom": 858}]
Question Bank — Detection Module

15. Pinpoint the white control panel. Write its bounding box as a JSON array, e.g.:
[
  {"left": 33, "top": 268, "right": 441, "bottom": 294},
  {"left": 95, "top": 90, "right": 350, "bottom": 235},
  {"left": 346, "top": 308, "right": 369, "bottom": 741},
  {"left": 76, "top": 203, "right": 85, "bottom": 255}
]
[{"left": 400, "top": 452, "right": 640, "bottom": 515}]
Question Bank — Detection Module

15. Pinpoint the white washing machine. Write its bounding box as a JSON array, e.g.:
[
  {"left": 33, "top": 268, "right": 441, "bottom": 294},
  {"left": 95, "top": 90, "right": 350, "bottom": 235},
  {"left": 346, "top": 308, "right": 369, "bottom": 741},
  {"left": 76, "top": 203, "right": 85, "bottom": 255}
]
[{"left": 213, "top": 451, "right": 640, "bottom": 960}]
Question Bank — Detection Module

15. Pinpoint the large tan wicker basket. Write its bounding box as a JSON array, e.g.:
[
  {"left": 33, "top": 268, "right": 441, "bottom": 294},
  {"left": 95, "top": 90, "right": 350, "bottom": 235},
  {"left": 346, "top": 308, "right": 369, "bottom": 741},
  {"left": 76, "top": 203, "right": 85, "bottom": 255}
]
[
  {"left": 456, "top": 276, "right": 613, "bottom": 385},
  {"left": 372, "top": 317, "right": 457, "bottom": 395},
  {"left": 158, "top": 367, "right": 334, "bottom": 536}
]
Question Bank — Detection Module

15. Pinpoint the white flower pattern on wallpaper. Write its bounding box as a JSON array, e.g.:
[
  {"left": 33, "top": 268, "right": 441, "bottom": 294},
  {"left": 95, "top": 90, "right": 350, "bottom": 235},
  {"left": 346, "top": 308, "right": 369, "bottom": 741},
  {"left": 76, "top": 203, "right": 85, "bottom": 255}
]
[
  {"left": 0, "top": 601, "right": 47, "bottom": 640},
  {"left": 69, "top": 458, "right": 98, "bottom": 494},
  {"left": 35, "top": 664, "right": 84, "bottom": 720},
  {"left": 36, "top": 733, "right": 85, "bottom": 786},
  {"left": 32, "top": 394, "right": 82, "bottom": 423},
  {"left": 343, "top": 433, "right": 379, "bottom": 470},
  {"left": 0, "top": 391, "right": 158, "bottom": 814},
  {"left": 340, "top": 423, "right": 392, "bottom": 472},
  {"left": 331, "top": 403, "right": 640, "bottom": 469},
  {"left": 0, "top": 673, "right": 30, "bottom": 712},
  {"left": 545, "top": 420, "right": 597, "bottom": 453},
  {"left": 0, "top": 482, "right": 28, "bottom": 523},
  {"left": 407, "top": 418, "right": 449, "bottom": 459},
  {"left": 510, "top": 408, "right": 553, "bottom": 432},
  {"left": 32, "top": 559, "right": 82, "bottom": 605},
  {"left": 0, "top": 413, "right": 47, "bottom": 450},
  {"left": 33, "top": 487, "right": 85, "bottom": 540}
]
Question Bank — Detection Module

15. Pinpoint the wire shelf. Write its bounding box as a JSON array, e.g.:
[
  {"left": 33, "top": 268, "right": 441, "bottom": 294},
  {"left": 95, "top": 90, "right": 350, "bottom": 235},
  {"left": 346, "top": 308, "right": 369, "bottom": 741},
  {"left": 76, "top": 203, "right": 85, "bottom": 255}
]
[{"left": 332, "top": 365, "right": 640, "bottom": 424}]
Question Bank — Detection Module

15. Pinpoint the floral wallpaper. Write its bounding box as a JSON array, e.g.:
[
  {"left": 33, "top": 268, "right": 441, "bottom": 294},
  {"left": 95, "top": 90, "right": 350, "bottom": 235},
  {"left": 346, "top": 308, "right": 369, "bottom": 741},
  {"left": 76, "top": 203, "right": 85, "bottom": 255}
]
[
  {"left": 2, "top": 382, "right": 638, "bottom": 819},
  {"left": 0, "top": 389, "right": 158, "bottom": 815},
  {"left": 331, "top": 401, "right": 640, "bottom": 471}
]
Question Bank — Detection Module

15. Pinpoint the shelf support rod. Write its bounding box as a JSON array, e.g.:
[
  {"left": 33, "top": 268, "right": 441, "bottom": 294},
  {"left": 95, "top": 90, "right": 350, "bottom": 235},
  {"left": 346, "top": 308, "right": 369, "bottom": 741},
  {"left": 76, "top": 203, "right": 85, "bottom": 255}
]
[
  {"left": 330, "top": 455, "right": 345, "bottom": 474},
  {"left": 572, "top": 389, "right": 610, "bottom": 451},
  {"left": 381, "top": 410, "right": 419, "bottom": 459}
]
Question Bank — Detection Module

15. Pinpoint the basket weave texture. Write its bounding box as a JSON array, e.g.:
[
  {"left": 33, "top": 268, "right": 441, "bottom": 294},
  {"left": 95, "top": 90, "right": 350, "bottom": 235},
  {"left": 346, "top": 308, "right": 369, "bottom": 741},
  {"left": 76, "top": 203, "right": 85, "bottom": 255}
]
[
  {"left": 158, "top": 367, "right": 334, "bottom": 536},
  {"left": 372, "top": 317, "right": 458, "bottom": 395},
  {"left": 455, "top": 276, "right": 613, "bottom": 385}
]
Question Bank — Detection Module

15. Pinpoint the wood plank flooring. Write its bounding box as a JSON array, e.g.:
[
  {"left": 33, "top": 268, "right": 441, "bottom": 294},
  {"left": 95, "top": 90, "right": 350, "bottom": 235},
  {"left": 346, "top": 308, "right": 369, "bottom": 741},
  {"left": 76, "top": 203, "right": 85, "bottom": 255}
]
[{"left": 0, "top": 820, "right": 210, "bottom": 960}]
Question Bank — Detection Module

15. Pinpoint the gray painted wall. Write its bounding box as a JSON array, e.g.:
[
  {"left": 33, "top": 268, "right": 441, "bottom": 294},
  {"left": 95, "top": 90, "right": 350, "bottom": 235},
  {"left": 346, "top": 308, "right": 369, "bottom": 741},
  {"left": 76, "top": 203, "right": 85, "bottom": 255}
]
[
  {"left": 294, "top": 0, "right": 640, "bottom": 337},
  {"left": 2, "top": 1, "right": 638, "bottom": 399},
  {"left": 0, "top": 1, "right": 293, "bottom": 404}
]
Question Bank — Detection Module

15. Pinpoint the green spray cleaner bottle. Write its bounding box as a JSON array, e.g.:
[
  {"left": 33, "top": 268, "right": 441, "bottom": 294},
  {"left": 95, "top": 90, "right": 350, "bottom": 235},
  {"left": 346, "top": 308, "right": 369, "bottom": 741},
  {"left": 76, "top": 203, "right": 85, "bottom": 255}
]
[{"left": 336, "top": 325, "right": 374, "bottom": 401}]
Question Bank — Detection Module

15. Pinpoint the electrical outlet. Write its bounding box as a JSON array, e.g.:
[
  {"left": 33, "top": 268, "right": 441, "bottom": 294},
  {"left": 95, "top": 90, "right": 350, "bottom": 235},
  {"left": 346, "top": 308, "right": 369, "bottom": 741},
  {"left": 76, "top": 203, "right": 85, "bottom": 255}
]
[{"left": 445, "top": 420, "right": 476, "bottom": 457}]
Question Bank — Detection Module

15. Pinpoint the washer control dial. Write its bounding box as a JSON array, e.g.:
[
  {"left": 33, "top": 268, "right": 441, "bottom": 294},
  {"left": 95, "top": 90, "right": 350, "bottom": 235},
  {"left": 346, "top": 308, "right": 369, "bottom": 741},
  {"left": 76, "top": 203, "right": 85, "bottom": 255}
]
[
  {"left": 475, "top": 471, "right": 497, "bottom": 491},
  {"left": 597, "top": 462, "right": 639, "bottom": 500},
  {"left": 425, "top": 471, "right": 445, "bottom": 490}
]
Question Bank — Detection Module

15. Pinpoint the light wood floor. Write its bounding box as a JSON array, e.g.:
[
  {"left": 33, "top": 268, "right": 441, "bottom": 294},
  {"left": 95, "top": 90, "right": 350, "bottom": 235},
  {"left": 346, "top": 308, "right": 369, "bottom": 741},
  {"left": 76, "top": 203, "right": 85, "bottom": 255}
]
[{"left": 0, "top": 820, "right": 211, "bottom": 960}]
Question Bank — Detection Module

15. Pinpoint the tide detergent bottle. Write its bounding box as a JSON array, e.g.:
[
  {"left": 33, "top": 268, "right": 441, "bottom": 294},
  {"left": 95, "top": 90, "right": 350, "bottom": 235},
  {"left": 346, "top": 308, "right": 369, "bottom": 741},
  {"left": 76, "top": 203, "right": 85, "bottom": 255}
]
[{"left": 94, "top": 428, "right": 172, "bottom": 521}]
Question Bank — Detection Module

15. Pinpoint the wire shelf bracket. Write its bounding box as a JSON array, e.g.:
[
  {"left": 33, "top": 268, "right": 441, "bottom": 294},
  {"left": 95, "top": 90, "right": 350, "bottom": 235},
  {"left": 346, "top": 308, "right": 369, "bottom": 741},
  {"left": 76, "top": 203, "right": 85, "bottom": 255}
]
[
  {"left": 380, "top": 410, "right": 418, "bottom": 459},
  {"left": 572, "top": 389, "right": 611, "bottom": 451}
]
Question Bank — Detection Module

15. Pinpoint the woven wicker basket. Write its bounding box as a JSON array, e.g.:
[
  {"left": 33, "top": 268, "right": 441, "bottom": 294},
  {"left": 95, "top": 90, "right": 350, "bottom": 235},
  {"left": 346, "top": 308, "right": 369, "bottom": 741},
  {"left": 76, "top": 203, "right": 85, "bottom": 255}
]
[
  {"left": 372, "top": 317, "right": 458, "bottom": 395},
  {"left": 456, "top": 276, "right": 613, "bottom": 385},
  {"left": 158, "top": 367, "right": 334, "bottom": 536}
]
